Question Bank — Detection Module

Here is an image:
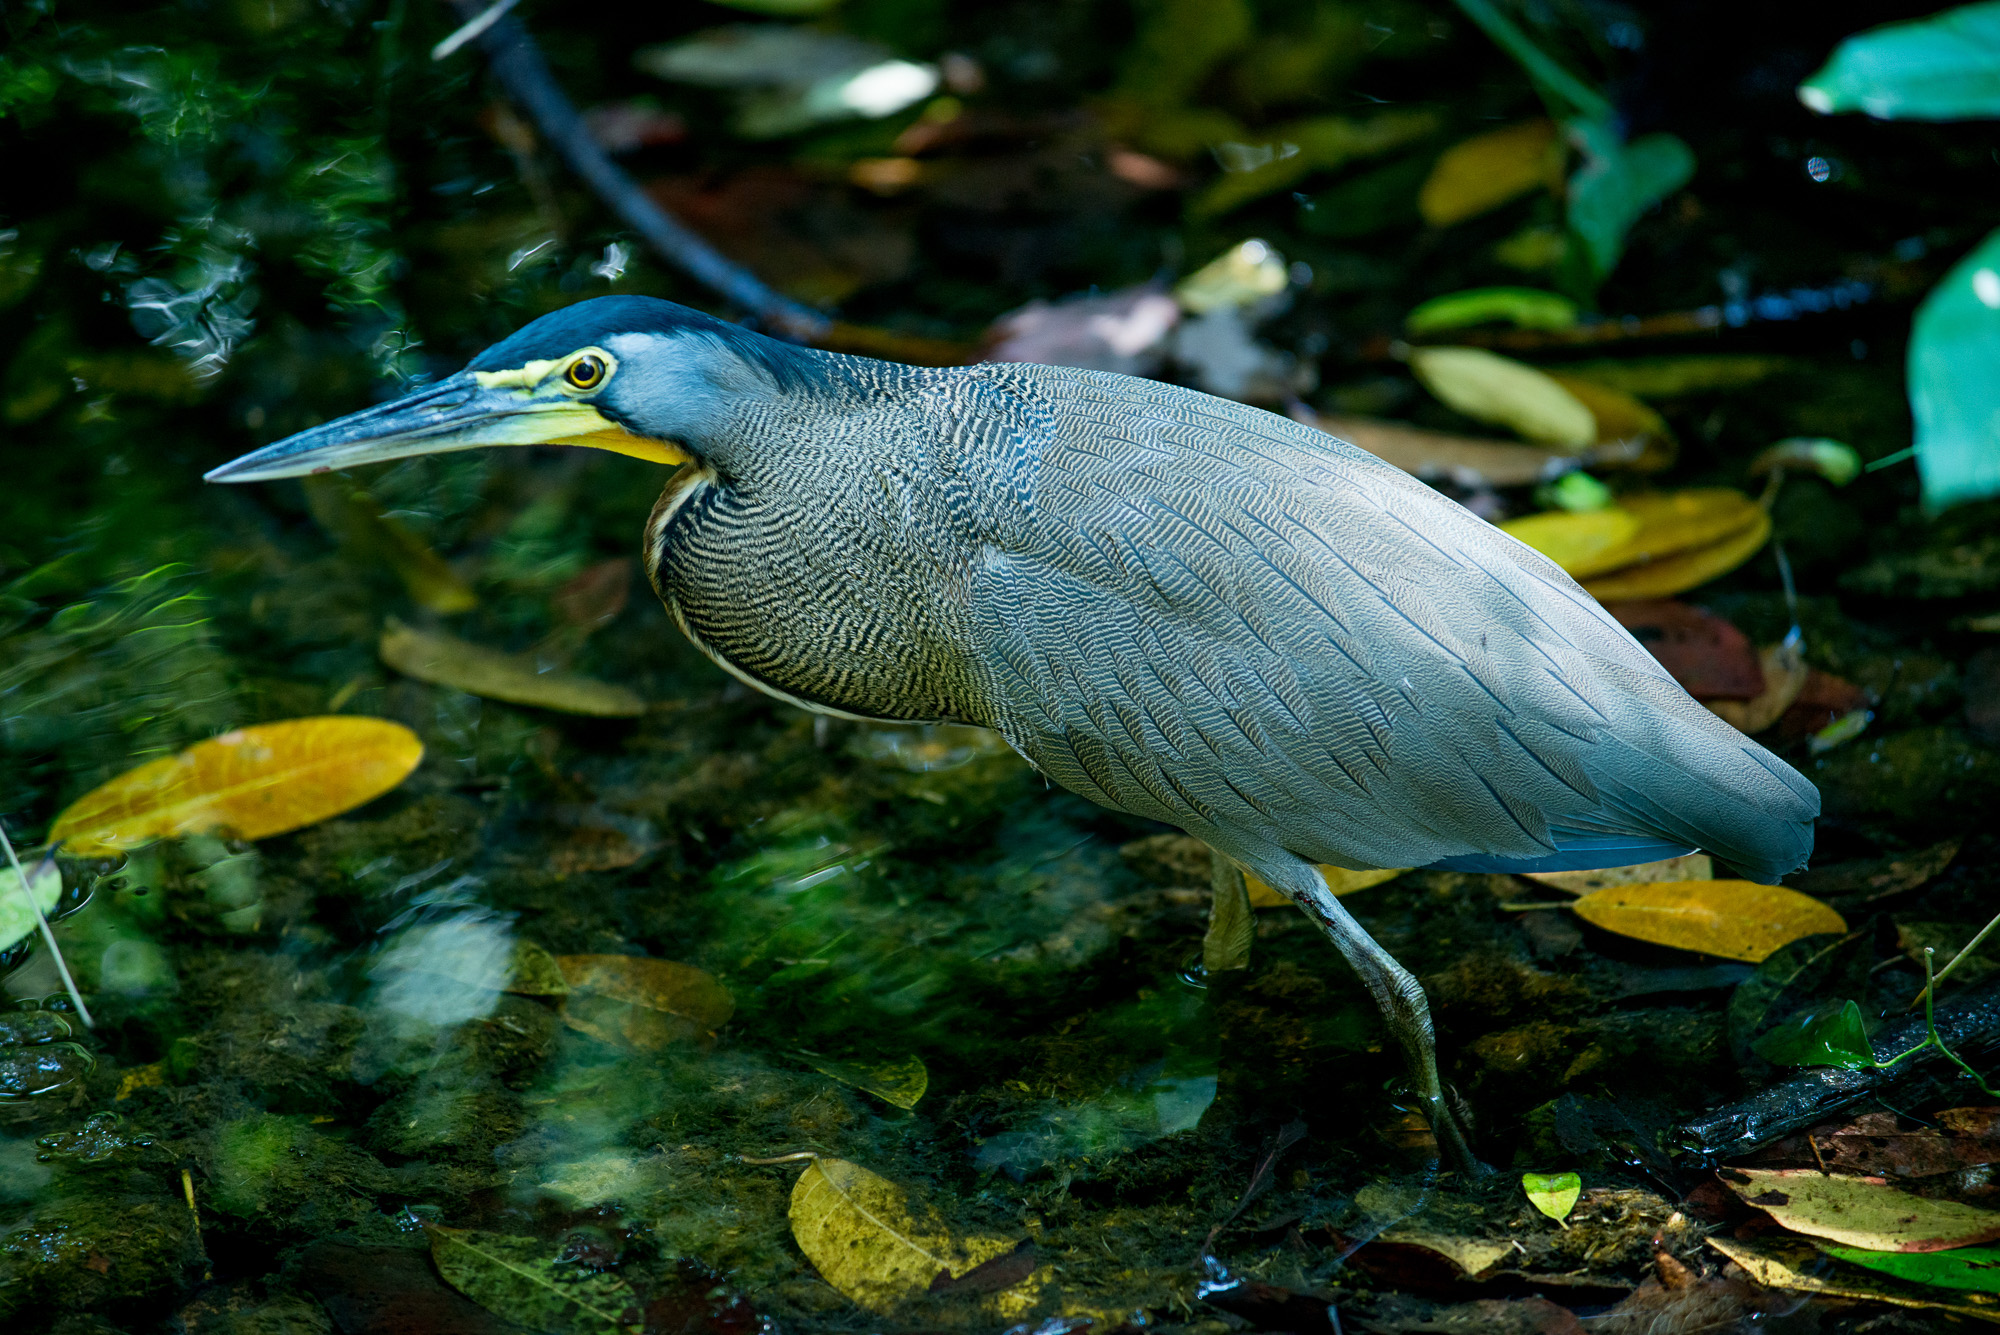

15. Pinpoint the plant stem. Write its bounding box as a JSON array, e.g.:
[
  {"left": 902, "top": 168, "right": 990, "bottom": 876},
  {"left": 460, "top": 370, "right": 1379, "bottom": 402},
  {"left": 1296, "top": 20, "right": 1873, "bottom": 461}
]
[
  {"left": 1449, "top": 0, "right": 1613, "bottom": 124},
  {"left": 0, "top": 820, "right": 92, "bottom": 1027},
  {"left": 1912, "top": 907, "right": 2000, "bottom": 1009}
]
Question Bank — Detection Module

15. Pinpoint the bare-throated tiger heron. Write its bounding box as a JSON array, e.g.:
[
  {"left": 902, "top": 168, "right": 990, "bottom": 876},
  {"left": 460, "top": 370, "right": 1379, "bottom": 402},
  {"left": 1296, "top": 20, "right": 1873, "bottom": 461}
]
[{"left": 208, "top": 296, "right": 1818, "bottom": 1171}]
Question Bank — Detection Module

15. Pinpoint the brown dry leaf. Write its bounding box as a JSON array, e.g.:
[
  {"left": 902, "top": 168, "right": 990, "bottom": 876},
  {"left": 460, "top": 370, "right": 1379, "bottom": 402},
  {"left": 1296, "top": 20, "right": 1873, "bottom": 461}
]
[
  {"left": 1582, "top": 507, "right": 1772, "bottom": 601},
  {"left": 1791, "top": 839, "right": 1960, "bottom": 902},
  {"left": 1307, "top": 411, "right": 1575, "bottom": 487},
  {"left": 1418, "top": 120, "right": 1563, "bottom": 227},
  {"left": 1708, "top": 1233, "right": 2000, "bottom": 1324},
  {"left": 1725, "top": 1168, "right": 2000, "bottom": 1252},
  {"left": 789, "top": 1157, "right": 1028, "bottom": 1314},
  {"left": 380, "top": 619, "right": 646, "bottom": 717},
  {"left": 1607, "top": 601, "right": 1764, "bottom": 700},
  {"left": 1707, "top": 641, "right": 1809, "bottom": 735},
  {"left": 1797, "top": 1109, "right": 2000, "bottom": 1178},
  {"left": 1570, "top": 880, "right": 1846, "bottom": 963},
  {"left": 1524, "top": 853, "right": 1713, "bottom": 894},
  {"left": 556, "top": 954, "right": 733, "bottom": 1050},
  {"left": 1246, "top": 866, "right": 1405, "bottom": 908},
  {"left": 51, "top": 717, "right": 423, "bottom": 856},
  {"left": 1408, "top": 346, "right": 1597, "bottom": 447}
]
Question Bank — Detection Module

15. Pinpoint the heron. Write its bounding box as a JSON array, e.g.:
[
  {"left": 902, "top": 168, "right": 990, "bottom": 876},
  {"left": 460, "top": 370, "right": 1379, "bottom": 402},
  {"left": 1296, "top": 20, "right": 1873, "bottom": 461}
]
[{"left": 207, "top": 295, "right": 1818, "bottom": 1170}]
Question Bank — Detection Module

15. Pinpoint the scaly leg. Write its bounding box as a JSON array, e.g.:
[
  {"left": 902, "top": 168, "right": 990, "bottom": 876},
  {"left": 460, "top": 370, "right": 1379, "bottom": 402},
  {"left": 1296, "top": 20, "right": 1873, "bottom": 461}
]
[{"left": 1227, "top": 846, "right": 1483, "bottom": 1175}]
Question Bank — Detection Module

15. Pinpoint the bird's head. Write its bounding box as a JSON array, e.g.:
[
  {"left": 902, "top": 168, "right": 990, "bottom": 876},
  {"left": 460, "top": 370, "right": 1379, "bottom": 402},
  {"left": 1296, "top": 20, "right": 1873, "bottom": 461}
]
[{"left": 205, "top": 296, "right": 814, "bottom": 484}]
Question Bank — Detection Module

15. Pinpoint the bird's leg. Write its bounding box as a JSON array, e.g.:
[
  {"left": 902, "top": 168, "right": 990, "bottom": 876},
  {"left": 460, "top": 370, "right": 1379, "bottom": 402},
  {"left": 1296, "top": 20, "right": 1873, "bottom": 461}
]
[
  {"left": 1237, "top": 851, "right": 1484, "bottom": 1176},
  {"left": 1203, "top": 852, "right": 1254, "bottom": 975}
]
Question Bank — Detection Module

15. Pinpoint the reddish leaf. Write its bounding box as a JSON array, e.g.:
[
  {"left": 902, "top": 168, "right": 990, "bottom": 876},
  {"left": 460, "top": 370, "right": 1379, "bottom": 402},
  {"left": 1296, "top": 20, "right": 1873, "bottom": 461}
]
[
  {"left": 1775, "top": 669, "right": 1871, "bottom": 740},
  {"left": 1606, "top": 600, "right": 1763, "bottom": 699}
]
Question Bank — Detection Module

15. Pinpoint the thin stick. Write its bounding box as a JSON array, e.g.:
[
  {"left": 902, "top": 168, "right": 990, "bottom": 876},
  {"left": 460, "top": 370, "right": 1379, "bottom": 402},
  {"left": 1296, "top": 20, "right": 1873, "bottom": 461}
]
[
  {"left": 1913, "top": 907, "right": 2000, "bottom": 1010},
  {"left": 430, "top": 0, "right": 518, "bottom": 61},
  {"left": 0, "top": 820, "right": 92, "bottom": 1028},
  {"left": 447, "top": 0, "right": 829, "bottom": 343}
]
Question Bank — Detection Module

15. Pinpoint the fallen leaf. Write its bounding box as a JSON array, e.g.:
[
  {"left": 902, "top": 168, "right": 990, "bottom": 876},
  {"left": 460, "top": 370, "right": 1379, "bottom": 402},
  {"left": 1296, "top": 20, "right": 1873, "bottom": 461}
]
[
  {"left": 1820, "top": 1243, "right": 2000, "bottom": 1295},
  {"left": 1606, "top": 602, "right": 1763, "bottom": 700},
  {"left": 50, "top": 717, "right": 423, "bottom": 856},
  {"left": 1304, "top": 410, "right": 1578, "bottom": 488},
  {"left": 1581, "top": 506, "right": 1771, "bottom": 601},
  {"left": 1191, "top": 110, "right": 1442, "bottom": 218},
  {"left": 428, "top": 1226, "right": 638, "bottom": 1335},
  {"left": 1245, "top": 866, "right": 1404, "bottom": 908},
  {"left": 1408, "top": 346, "right": 1596, "bottom": 447},
  {"left": 505, "top": 940, "right": 571, "bottom": 997},
  {"left": 1558, "top": 355, "right": 1801, "bottom": 398},
  {"left": 1771, "top": 1109, "right": 2000, "bottom": 1179},
  {"left": 1406, "top": 287, "right": 1577, "bottom": 336},
  {"left": 556, "top": 954, "right": 734, "bottom": 1050},
  {"left": 801, "top": 1053, "right": 930, "bottom": 1109},
  {"left": 1501, "top": 507, "right": 1642, "bottom": 578},
  {"left": 1570, "top": 880, "right": 1846, "bottom": 963},
  {"left": 1586, "top": 489, "right": 1767, "bottom": 576},
  {"left": 1776, "top": 669, "right": 1871, "bottom": 742},
  {"left": 1791, "top": 840, "right": 1960, "bottom": 903},
  {"left": 1377, "top": 1229, "right": 1512, "bottom": 1279},
  {"left": 1174, "top": 238, "right": 1290, "bottom": 313},
  {"left": 789, "top": 1156, "right": 1024, "bottom": 1313},
  {"left": 0, "top": 857, "right": 62, "bottom": 954},
  {"left": 1750, "top": 437, "right": 1863, "bottom": 487},
  {"left": 984, "top": 284, "right": 1179, "bottom": 375},
  {"left": 303, "top": 475, "right": 479, "bottom": 614},
  {"left": 1523, "top": 1171, "right": 1582, "bottom": 1224},
  {"left": 380, "top": 620, "right": 646, "bottom": 717},
  {"left": 552, "top": 559, "right": 632, "bottom": 631},
  {"left": 1707, "top": 641, "right": 1810, "bottom": 735},
  {"left": 1418, "top": 120, "right": 1562, "bottom": 227},
  {"left": 1900, "top": 920, "right": 2000, "bottom": 989},
  {"left": 1725, "top": 1167, "right": 2000, "bottom": 1252},
  {"left": 1547, "top": 373, "right": 1678, "bottom": 471},
  {"left": 1523, "top": 853, "right": 1713, "bottom": 894},
  {"left": 1709, "top": 1233, "right": 2000, "bottom": 1323}
]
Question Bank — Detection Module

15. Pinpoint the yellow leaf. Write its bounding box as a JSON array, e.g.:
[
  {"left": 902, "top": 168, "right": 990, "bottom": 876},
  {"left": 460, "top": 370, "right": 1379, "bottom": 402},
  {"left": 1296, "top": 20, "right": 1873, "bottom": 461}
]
[
  {"left": 789, "top": 1157, "right": 1023, "bottom": 1314},
  {"left": 1523, "top": 853, "right": 1712, "bottom": 894},
  {"left": 1246, "top": 866, "right": 1405, "bottom": 907},
  {"left": 115, "top": 1062, "right": 167, "bottom": 1101},
  {"left": 50, "top": 717, "right": 423, "bottom": 856},
  {"left": 1725, "top": 1168, "right": 2000, "bottom": 1252},
  {"left": 302, "top": 474, "right": 478, "bottom": 614},
  {"left": 1708, "top": 1234, "right": 2000, "bottom": 1325},
  {"left": 1581, "top": 505, "right": 1771, "bottom": 600},
  {"left": 1547, "top": 373, "right": 1678, "bottom": 471},
  {"left": 1590, "top": 489, "right": 1765, "bottom": 572},
  {"left": 1500, "top": 507, "right": 1643, "bottom": 578},
  {"left": 1570, "top": 880, "right": 1846, "bottom": 963},
  {"left": 1408, "top": 347, "right": 1596, "bottom": 447},
  {"left": 1522, "top": 1171, "right": 1581, "bottom": 1224},
  {"left": 801, "top": 1054, "right": 930, "bottom": 1109},
  {"left": 555, "top": 954, "right": 734, "bottom": 1050},
  {"left": 380, "top": 619, "right": 646, "bottom": 717},
  {"left": 1418, "top": 120, "right": 1563, "bottom": 227}
]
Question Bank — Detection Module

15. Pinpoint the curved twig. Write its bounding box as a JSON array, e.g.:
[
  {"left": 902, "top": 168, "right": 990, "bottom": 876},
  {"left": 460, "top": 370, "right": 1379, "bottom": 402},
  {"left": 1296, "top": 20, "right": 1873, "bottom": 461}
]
[{"left": 446, "top": 0, "right": 830, "bottom": 343}]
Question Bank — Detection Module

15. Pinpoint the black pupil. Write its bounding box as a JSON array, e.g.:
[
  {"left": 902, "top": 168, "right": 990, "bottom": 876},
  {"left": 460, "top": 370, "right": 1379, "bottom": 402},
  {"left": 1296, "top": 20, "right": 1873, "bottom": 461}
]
[{"left": 572, "top": 358, "right": 600, "bottom": 386}]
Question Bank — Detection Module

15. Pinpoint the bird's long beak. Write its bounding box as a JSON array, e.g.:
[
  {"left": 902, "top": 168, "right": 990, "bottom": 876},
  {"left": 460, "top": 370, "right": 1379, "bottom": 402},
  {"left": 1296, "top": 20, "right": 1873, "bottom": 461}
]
[{"left": 203, "top": 371, "right": 689, "bottom": 483}]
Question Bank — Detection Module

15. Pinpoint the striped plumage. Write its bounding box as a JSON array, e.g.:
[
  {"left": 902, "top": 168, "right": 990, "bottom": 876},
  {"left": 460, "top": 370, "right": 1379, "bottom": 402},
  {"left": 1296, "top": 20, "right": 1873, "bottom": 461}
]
[
  {"left": 207, "top": 295, "right": 1820, "bottom": 1171},
  {"left": 641, "top": 337, "right": 1816, "bottom": 887}
]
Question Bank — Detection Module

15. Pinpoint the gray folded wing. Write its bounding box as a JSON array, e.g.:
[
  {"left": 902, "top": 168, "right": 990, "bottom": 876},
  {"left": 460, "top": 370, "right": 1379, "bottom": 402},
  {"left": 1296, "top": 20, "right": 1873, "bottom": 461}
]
[{"left": 964, "top": 367, "right": 1817, "bottom": 882}]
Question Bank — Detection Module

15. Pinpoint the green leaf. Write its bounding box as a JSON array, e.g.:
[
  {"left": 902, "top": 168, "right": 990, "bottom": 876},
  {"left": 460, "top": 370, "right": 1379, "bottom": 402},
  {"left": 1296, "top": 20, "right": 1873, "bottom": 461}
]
[
  {"left": 1909, "top": 227, "right": 2000, "bottom": 510},
  {"left": 0, "top": 857, "right": 61, "bottom": 954},
  {"left": 1799, "top": 3, "right": 2000, "bottom": 121},
  {"left": 1727, "top": 932, "right": 1868, "bottom": 1066},
  {"left": 1751, "top": 999, "right": 1876, "bottom": 1069},
  {"left": 1406, "top": 288, "right": 1577, "bottom": 336},
  {"left": 429, "top": 1227, "right": 638, "bottom": 1335},
  {"left": 1821, "top": 1243, "right": 2000, "bottom": 1294},
  {"left": 1522, "top": 1171, "right": 1582, "bottom": 1224},
  {"left": 1565, "top": 122, "right": 1695, "bottom": 285}
]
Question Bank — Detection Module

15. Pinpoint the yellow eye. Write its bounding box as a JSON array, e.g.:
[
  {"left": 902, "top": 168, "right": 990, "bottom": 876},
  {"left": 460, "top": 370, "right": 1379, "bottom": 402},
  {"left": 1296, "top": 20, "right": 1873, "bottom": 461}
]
[{"left": 565, "top": 354, "right": 607, "bottom": 391}]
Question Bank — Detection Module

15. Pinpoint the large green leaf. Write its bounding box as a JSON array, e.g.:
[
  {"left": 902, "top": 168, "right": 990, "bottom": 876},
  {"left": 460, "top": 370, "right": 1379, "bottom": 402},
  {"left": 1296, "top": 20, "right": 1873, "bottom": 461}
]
[
  {"left": 1910, "top": 227, "right": 2000, "bottom": 510},
  {"left": 1565, "top": 121, "right": 1695, "bottom": 285},
  {"left": 1821, "top": 1243, "right": 2000, "bottom": 1294},
  {"left": 1799, "top": 3, "right": 2000, "bottom": 121}
]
